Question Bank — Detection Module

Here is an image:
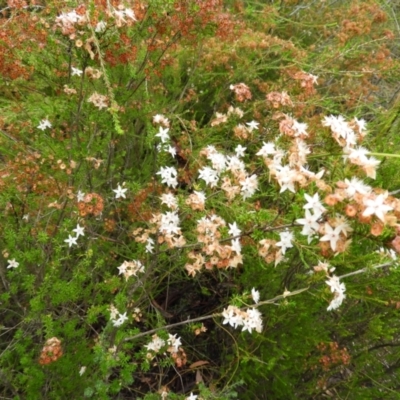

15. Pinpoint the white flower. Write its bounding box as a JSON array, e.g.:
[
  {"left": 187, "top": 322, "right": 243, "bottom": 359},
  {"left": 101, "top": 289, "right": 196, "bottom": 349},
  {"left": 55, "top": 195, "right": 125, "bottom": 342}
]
[
  {"left": 37, "top": 119, "right": 52, "bottom": 130},
  {"left": 222, "top": 306, "right": 242, "bottom": 328},
  {"left": 303, "top": 193, "right": 326, "bottom": 215},
  {"left": 251, "top": 288, "right": 260, "bottom": 304},
  {"left": 145, "top": 335, "right": 166, "bottom": 352},
  {"left": 193, "top": 191, "right": 206, "bottom": 204},
  {"left": 71, "top": 67, "right": 83, "bottom": 76},
  {"left": 354, "top": 117, "right": 367, "bottom": 134},
  {"left": 362, "top": 193, "right": 393, "bottom": 222},
  {"left": 77, "top": 190, "right": 85, "bottom": 202},
  {"left": 160, "top": 193, "right": 178, "bottom": 210},
  {"left": 153, "top": 114, "right": 170, "bottom": 126},
  {"left": 235, "top": 144, "right": 247, "bottom": 158},
  {"left": 256, "top": 141, "right": 277, "bottom": 157},
  {"left": 319, "top": 223, "right": 341, "bottom": 251},
  {"left": 113, "top": 184, "right": 127, "bottom": 199},
  {"left": 73, "top": 223, "right": 85, "bottom": 238},
  {"left": 226, "top": 156, "right": 245, "bottom": 173},
  {"left": 208, "top": 151, "right": 227, "bottom": 173},
  {"left": 231, "top": 238, "right": 242, "bottom": 254},
  {"left": 157, "top": 166, "right": 178, "bottom": 188},
  {"left": 242, "top": 307, "right": 263, "bottom": 333},
  {"left": 167, "top": 334, "right": 182, "bottom": 352},
  {"left": 344, "top": 177, "right": 371, "bottom": 198},
  {"left": 276, "top": 230, "right": 294, "bottom": 254},
  {"left": 7, "top": 258, "right": 19, "bottom": 269},
  {"left": 160, "top": 211, "right": 181, "bottom": 235},
  {"left": 292, "top": 120, "right": 308, "bottom": 137},
  {"left": 95, "top": 20, "right": 107, "bottom": 32},
  {"left": 228, "top": 222, "right": 241, "bottom": 237},
  {"left": 326, "top": 275, "right": 346, "bottom": 311},
  {"left": 155, "top": 127, "right": 170, "bottom": 143},
  {"left": 79, "top": 366, "right": 86, "bottom": 376},
  {"left": 186, "top": 393, "right": 198, "bottom": 400},
  {"left": 296, "top": 209, "right": 320, "bottom": 242},
  {"left": 145, "top": 237, "right": 155, "bottom": 253},
  {"left": 322, "top": 115, "right": 354, "bottom": 142},
  {"left": 240, "top": 174, "right": 258, "bottom": 199},
  {"left": 64, "top": 235, "right": 78, "bottom": 247},
  {"left": 274, "top": 165, "right": 297, "bottom": 193},
  {"left": 112, "top": 312, "right": 128, "bottom": 327},
  {"left": 166, "top": 145, "right": 177, "bottom": 157},
  {"left": 117, "top": 260, "right": 145, "bottom": 280},
  {"left": 124, "top": 8, "right": 137, "bottom": 21},
  {"left": 246, "top": 120, "right": 259, "bottom": 132},
  {"left": 198, "top": 166, "right": 219, "bottom": 187}
]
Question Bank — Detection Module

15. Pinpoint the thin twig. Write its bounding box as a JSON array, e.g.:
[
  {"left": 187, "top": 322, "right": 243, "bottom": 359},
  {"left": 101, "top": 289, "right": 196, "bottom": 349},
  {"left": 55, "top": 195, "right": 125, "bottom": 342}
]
[
  {"left": 122, "top": 287, "right": 309, "bottom": 343},
  {"left": 122, "top": 261, "right": 397, "bottom": 343}
]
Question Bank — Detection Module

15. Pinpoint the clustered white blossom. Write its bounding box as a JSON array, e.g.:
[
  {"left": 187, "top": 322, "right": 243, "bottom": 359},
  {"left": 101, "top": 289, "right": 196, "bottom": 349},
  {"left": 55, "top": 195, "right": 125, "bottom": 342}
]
[
  {"left": 64, "top": 223, "right": 85, "bottom": 248},
  {"left": 325, "top": 274, "right": 346, "bottom": 311},
  {"left": 256, "top": 113, "right": 324, "bottom": 195},
  {"left": 222, "top": 305, "right": 263, "bottom": 333},
  {"left": 109, "top": 305, "right": 128, "bottom": 327},
  {"left": 55, "top": 5, "right": 135, "bottom": 36},
  {"left": 377, "top": 247, "right": 397, "bottom": 260},
  {"left": 157, "top": 166, "right": 178, "bottom": 188},
  {"left": 153, "top": 117, "right": 178, "bottom": 159},
  {"left": 184, "top": 214, "right": 243, "bottom": 276},
  {"left": 252, "top": 112, "right": 397, "bottom": 262},
  {"left": 185, "top": 191, "right": 206, "bottom": 211},
  {"left": 87, "top": 92, "right": 109, "bottom": 110},
  {"left": 112, "top": 6, "right": 137, "bottom": 27},
  {"left": 117, "top": 260, "right": 145, "bottom": 281},
  {"left": 313, "top": 261, "right": 346, "bottom": 311},
  {"left": 55, "top": 9, "right": 86, "bottom": 34},
  {"left": 198, "top": 145, "right": 258, "bottom": 200},
  {"left": 37, "top": 119, "right": 52, "bottom": 130},
  {"left": 144, "top": 333, "right": 183, "bottom": 359}
]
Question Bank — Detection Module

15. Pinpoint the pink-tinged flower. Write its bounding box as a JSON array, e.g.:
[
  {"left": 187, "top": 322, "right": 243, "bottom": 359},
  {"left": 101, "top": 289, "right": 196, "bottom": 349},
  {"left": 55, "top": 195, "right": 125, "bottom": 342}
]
[
  {"left": 319, "top": 223, "right": 342, "bottom": 251},
  {"left": 160, "top": 193, "right": 178, "bottom": 210}
]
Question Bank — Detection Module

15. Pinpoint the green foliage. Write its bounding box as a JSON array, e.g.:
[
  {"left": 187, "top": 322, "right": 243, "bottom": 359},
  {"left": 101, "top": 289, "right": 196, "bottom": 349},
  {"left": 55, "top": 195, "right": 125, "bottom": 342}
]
[{"left": 1, "top": 0, "right": 400, "bottom": 399}]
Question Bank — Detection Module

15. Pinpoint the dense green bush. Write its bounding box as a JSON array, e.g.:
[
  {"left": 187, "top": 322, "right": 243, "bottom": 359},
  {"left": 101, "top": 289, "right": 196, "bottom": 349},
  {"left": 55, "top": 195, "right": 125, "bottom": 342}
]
[{"left": 1, "top": 1, "right": 400, "bottom": 399}]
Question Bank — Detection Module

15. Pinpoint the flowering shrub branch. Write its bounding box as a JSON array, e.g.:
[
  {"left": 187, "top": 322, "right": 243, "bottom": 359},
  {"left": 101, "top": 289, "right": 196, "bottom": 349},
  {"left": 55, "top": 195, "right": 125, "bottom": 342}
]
[{"left": 1, "top": 1, "right": 400, "bottom": 399}]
